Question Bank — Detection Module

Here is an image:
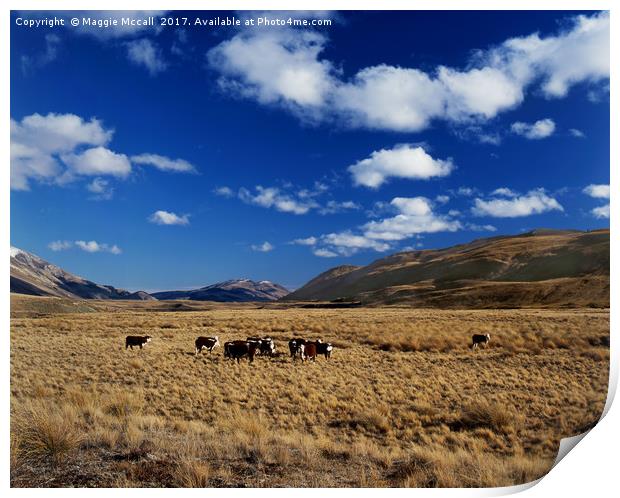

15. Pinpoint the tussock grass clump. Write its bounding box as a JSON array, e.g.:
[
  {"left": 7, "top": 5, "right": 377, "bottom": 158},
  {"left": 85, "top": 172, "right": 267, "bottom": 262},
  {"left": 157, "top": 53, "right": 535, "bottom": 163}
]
[
  {"left": 455, "top": 400, "right": 520, "bottom": 434},
  {"left": 174, "top": 460, "right": 211, "bottom": 487},
  {"left": 13, "top": 402, "right": 83, "bottom": 465}
]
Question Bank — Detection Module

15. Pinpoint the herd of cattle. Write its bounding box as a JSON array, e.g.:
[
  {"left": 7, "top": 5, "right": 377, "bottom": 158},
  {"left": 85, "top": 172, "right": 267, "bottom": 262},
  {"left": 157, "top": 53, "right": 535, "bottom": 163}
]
[{"left": 125, "top": 334, "right": 335, "bottom": 363}]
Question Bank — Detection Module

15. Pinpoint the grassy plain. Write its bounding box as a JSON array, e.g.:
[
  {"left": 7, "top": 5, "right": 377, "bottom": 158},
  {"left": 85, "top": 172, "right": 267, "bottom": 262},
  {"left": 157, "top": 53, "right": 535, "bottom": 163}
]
[{"left": 10, "top": 296, "right": 609, "bottom": 487}]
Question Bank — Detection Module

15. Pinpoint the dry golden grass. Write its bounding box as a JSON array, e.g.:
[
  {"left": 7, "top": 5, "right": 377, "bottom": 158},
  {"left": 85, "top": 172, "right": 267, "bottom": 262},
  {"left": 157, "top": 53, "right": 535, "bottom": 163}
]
[{"left": 10, "top": 303, "right": 609, "bottom": 487}]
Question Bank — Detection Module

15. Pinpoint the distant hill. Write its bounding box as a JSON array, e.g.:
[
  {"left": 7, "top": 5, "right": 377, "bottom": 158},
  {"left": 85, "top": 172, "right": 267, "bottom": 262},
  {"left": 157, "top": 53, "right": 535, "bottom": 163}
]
[
  {"left": 10, "top": 246, "right": 155, "bottom": 301},
  {"left": 151, "top": 279, "right": 290, "bottom": 302},
  {"left": 283, "top": 229, "right": 610, "bottom": 308}
]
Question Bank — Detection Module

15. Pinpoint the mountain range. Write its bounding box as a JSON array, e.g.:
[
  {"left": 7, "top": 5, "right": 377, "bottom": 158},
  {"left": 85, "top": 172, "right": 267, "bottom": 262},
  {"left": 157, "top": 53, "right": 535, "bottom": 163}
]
[
  {"left": 10, "top": 228, "right": 610, "bottom": 308},
  {"left": 150, "top": 279, "right": 289, "bottom": 302},
  {"left": 10, "top": 246, "right": 289, "bottom": 302},
  {"left": 283, "top": 229, "right": 610, "bottom": 308}
]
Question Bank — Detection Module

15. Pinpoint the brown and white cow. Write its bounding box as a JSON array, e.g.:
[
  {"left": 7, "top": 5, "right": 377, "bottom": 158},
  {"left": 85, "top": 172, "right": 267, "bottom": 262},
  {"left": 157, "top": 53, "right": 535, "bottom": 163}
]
[
  {"left": 302, "top": 342, "right": 317, "bottom": 361},
  {"left": 125, "top": 335, "right": 151, "bottom": 350},
  {"left": 195, "top": 336, "right": 219, "bottom": 355},
  {"left": 224, "top": 340, "right": 258, "bottom": 363},
  {"left": 471, "top": 333, "right": 491, "bottom": 350}
]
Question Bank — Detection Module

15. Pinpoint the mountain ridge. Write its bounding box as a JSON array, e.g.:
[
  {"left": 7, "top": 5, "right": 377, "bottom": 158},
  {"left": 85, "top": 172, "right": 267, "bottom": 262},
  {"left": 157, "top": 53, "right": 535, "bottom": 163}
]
[{"left": 283, "top": 229, "right": 610, "bottom": 308}]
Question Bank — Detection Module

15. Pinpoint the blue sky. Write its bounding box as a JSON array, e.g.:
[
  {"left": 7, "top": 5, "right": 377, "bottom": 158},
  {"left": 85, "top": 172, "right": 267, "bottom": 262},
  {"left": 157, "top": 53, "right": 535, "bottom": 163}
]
[{"left": 10, "top": 10, "right": 610, "bottom": 291}]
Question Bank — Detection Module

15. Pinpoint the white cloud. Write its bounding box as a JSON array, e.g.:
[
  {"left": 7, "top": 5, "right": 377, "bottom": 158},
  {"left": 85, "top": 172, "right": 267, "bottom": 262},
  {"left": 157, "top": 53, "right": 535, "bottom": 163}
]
[
  {"left": 435, "top": 195, "right": 450, "bottom": 204},
  {"left": 313, "top": 248, "right": 338, "bottom": 258},
  {"left": 511, "top": 118, "right": 556, "bottom": 139},
  {"left": 592, "top": 204, "right": 610, "bottom": 219},
  {"left": 363, "top": 197, "right": 461, "bottom": 241},
  {"left": 348, "top": 145, "right": 454, "bottom": 188},
  {"left": 208, "top": 29, "right": 334, "bottom": 111},
  {"left": 75, "top": 240, "right": 122, "bottom": 254},
  {"left": 583, "top": 184, "right": 610, "bottom": 199},
  {"left": 457, "top": 187, "right": 475, "bottom": 196},
  {"left": 11, "top": 112, "right": 195, "bottom": 192},
  {"left": 318, "top": 200, "right": 360, "bottom": 215},
  {"left": 569, "top": 128, "right": 586, "bottom": 138},
  {"left": 239, "top": 186, "right": 317, "bottom": 215},
  {"left": 86, "top": 177, "right": 114, "bottom": 200},
  {"left": 148, "top": 210, "right": 190, "bottom": 226},
  {"left": 61, "top": 146, "right": 131, "bottom": 180},
  {"left": 131, "top": 153, "right": 196, "bottom": 173},
  {"left": 21, "top": 34, "right": 60, "bottom": 75},
  {"left": 208, "top": 13, "right": 609, "bottom": 132},
  {"left": 467, "top": 223, "right": 498, "bottom": 232},
  {"left": 126, "top": 38, "right": 167, "bottom": 75},
  {"left": 214, "top": 186, "right": 234, "bottom": 197},
  {"left": 291, "top": 236, "right": 317, "bottom": 246},
  {"left": 48, "top": 240, "right": 73, "bottom": 251},
  {"left": 472, "top": 189, "right": 564, "bottom": 217},
  {"left": 491, "top": 187, "right": 518, "bottom": 197},
  {"left": 251, "top": 241, "right": 275, "bottom": 252},
  {"left": 11, "top": 112, "right": 113, "bottom": 190},
  {"left": 321, "top": 231, "right": 391, "bottom": 256}
]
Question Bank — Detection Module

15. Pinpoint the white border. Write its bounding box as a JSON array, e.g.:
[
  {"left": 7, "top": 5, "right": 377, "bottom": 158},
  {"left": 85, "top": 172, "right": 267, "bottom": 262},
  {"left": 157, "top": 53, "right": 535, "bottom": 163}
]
[{"left": 3, "top": 1, "right": 616, "bottom": 496}]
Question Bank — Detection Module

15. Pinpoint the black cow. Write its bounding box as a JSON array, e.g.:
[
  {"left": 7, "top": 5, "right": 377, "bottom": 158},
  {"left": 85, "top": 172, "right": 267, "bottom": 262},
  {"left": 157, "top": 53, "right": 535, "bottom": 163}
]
[
  {"left": 471, "top": 333, "right": 491, "bottom": 350},
  {"left": 224, "top": 340, "right": 258, "bottom": 363},
  {"left": 125, "top": 335, "right": 151, "bottom": 350},
  {"left": 316, "top": 341, "right": 334, "bottom": 359},
  {"left": 288, "top": 338, "right": 306, "bottom": 359}
]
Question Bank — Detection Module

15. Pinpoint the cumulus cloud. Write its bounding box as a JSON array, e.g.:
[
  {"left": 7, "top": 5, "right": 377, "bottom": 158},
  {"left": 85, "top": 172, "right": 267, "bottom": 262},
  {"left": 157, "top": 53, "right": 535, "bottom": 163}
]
[
  {"left": 148, "top": 210, "right": 190, "bottom": 226},
  {"left": 303, "top": 197, "right": 460, "bottom": 258},
  {"left": 511, "top": 118, "right": 556, "bottom": 139},
  {"left": 569, "top": 128, "right": 586, "bottom": 138},
  {"left": 86, "top": 177, "right": 114, "bottom": 200},
  {"left": 21, "top": 34, "right": 61, "bottom": 75},
  {"left": 467, "top": 223, "right": 498, "bottom": 232},
  {"left": 318, "top": 200, "right": 360, "bottom": 215},
  {"left": 472, "top": 189, "right": 563, "bottom": 217},
  {"left": 11, "top": 112, "right": 195, "bottom": 191},
  {"left": 208, "top": 29, "right": 334, "bottom": 113},
  {"left": 313, "top": 248, "right": 338, "bottom": 258},
  {"left": 251, "top": 241, "right": 275, "bottom": 252},
  {"left": 239, "top": 186, "right": 317, "bottom": 214},
  {"left": 491, "top": 187, "right": 518, "bottom": 197},
  {"left": 75, "top": 240, "right": 122, "bottom": 254},
  {"left": 126, "top": 38, "right": 167, "bottom": 75},
  {"left": 237, "top": 183, "right": 352, "bottom": 215},
  {"left": 363, "top": 197, "right": 462, "bottom": 241},
  {"left": 348, "top": 145, "right": 454, "bottom": 188},
  {"left": 48, "top": 240, "right": 73, "bottom": 251},
  {"left": 291, "top": 236, "right": 318, "bottom": 246},
  {"left": 61, "top": 146, "right": 131, "bottom": 181},
  {"left": 131, "top": 153, "right": 196, "bottom": 173},
  {"left": 213, "top": 186, "right": 234, "bottom": 197},
  {"left": 208, "top": 12, "right": 609, "bottom": 132},
  {"left": 583, "top": 184, "right": 610, "bottom": 199},
  {"left": 592, "top": 204, "right": 610, "bottom": 219}
]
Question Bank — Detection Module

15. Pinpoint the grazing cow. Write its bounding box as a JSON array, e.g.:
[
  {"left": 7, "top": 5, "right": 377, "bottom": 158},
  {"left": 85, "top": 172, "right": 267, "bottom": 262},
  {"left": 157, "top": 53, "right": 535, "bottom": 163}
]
[
  {"left": 289, "top": 338, "right": 306, "bottom": 359},
  {"left": 224, "top": 340, "right": 258, "bottom": 363},
  {"left": 125, "top": 335, "right": 151, "bottom": 350},
  {"left": 316, "top": 341, "right": 334, "bottom": 359},
  {"left": 247, "top": 336, "right": 276, "bottom": 356},
  {"left": 195, "top": 336, "right": 219, "bottom": 355},
  {"left": 471, "top": 333, "right": 491, "bottom": 350},
  {"left": 302, "top": 342, "right": 317, "bottom": 361}
]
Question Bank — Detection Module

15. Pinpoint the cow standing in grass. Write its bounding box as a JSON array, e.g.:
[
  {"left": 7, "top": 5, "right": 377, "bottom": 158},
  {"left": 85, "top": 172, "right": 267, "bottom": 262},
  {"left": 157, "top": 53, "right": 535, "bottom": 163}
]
[
  {"left": 471, "top": 333, "right": 491, "bottom": 350},
  {"left": 125, "top": 335, "right": 151, "bottom": 350},
  {"left": 224, "top": 340, "right": 258, "bottom": 363},
  {"left": 195, "top": 336, "right": 219, "bottom": 355}
]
